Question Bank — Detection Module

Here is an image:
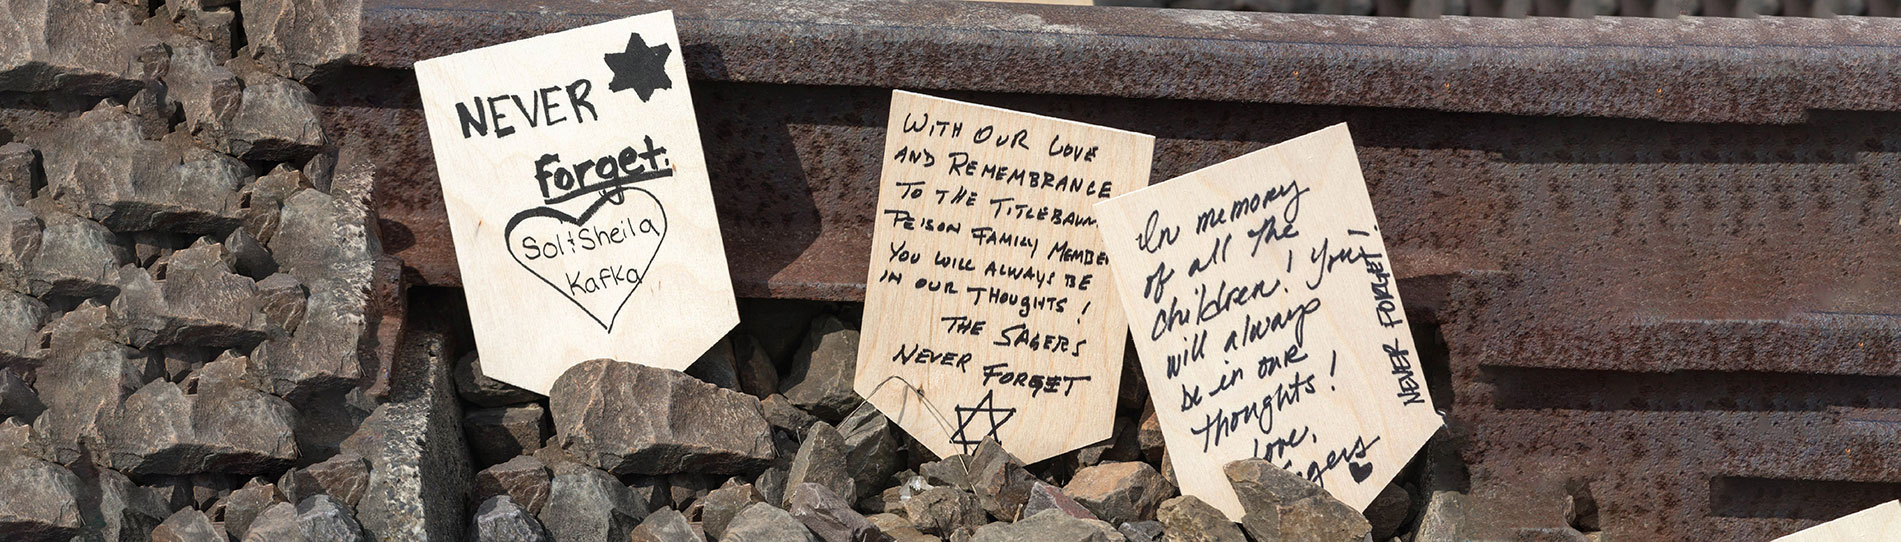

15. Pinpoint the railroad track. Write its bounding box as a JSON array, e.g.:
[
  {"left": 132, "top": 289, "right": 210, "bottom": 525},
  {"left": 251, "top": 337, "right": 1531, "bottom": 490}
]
[{"left": 310, "top": 1, "right": 1901, "bottom": 538}]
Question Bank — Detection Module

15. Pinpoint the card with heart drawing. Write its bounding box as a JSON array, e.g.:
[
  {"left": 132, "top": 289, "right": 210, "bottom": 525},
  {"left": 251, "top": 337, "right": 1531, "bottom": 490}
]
[{"left": 416, "top": 11, "right": 738, "bottom": 395}]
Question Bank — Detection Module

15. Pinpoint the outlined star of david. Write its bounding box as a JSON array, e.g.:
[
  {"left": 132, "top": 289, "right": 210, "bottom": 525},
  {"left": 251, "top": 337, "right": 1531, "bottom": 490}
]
[
  {"left": 948, "top": 390, "right": 1017, "bottom": 455},
  {"left": 603, "top": 32, "right": 672, "bottom": 102}
]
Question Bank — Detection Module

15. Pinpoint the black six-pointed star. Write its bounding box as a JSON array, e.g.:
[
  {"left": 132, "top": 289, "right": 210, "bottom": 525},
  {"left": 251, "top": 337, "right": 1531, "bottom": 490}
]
[
  {"left": 948, "top": 390, "right": 1017, "bottom": 455},
  {"left": 603, "top": 32, "right": 672, "bottom": 102}
]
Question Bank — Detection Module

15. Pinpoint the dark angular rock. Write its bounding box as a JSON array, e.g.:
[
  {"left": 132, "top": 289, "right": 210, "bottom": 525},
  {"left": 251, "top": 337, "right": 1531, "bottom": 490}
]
[
  {"left": 0, "top": 143, "right": 37, "bottom": 206},
  {"left": 454, "top": 352, "right": 538, "bottom": 407},
  {"left": 81, "top": 465, "right": 172, "bottom": 541},
  {"left": 838, "top": 407, "right": 901, "bottom": 503},
  {"left": 687, "top": 336, "right": 741, "bottom": 391},
  {"left": 33, "top": 339, "right": 145, "bottom": 464},
  {"left": 701, "top": 482, "right": 763, "bottom": 540},
  {"left": 1366, "top": 482, "right": 1412, "bottom": 540},
  {"left": 762, "top": 393, "right": 819, "bottom": 443},
  {"left": 785, "top": 421, "right": 854, "bottom": 507},
  {"left": 903, "top": 487, "right": 984, "bottom": 537},
  {"left": 0, "top": 203, "right": 41, "bottom": 293},
  {"left": 664, "top": 473, "right": 711, "bottom": 512},
  {"left": 465, "top": 404, "right": 549, "bottom": 467},
  {"left": 126, "top": 78, "right": 182, "bottom": 139},
  {"left": 237, "top": 166, "right": 309, "bottom": 246},
  {"left": 251, "top": 280, "right": 364, "bottom": 400},
  {"left": 1023, "top": 482, "right": 1096, "bottom": 521},
  {"left": 152, "top": 508, "right": 225, "bottom": 542},
  {"left": 224, "top": 73, "right": 325, "bottom": 160},
  {"left": 216, "top": 479, "right": 284, "bottom": 540},
  {"left": 26, "top": 209, "right": 128, "bottom": 298},
  {"left": 102, "top": 377, "right": 298, "bottom": 475},
  {"left": 222, "top": 227, "right": 277, "bottom": 279},
  {"left": 240, "top": 0, "right": 361, "bottom": 80},
  {"left": 472, "top": 495, "right": 551, "bottom": 542},
  {"left": 1159, "top": 495, "right": 1245, "bottom": 542},
  {"left": 779, "top": 316, "right": 862, "bottom": 421},
  {"left": 551, "top": 359, "right": 774, "bottom": 475},
  {"left": 254, "top": 272, "right": 306, "bottom": 334},
  {"left": 732, "top": 334, "right": 778, "bottom": 399},
  {"left": 0, "top": 453, "right": 84, "bottom": 541},
  {"left": 538, "top": 464, "right": 647, "bottom": 542},
  {"left": 1064, "top": 461, "right": 1175, "bottom": 526},
  {"left": 279, "top": 451, "right": 370, "bottom": 508},
  {"left": 755, "top": 467, "right": 789, "bottom": 508},
  {"left": 113, "top": 242, "right": 270, "bottom": 348},
  {"left": 1117, "top": 520, "right": 1163, "bottom": 542},
  {"left": 918, "top": 456, "right": 971, "bottom": 490},
  {"left": 1136, "top": 406, "right": 1162, "bottom": 464},
  {"left": 1224, "top": 459, "right": 1371, "bottom": 542},
  {"left": 342, "top": 328, "right": 471, "bottom": 542},
  {"left": 0, "top": 0, "right": 157, "bottom": 95},
  {"left": 725, "top": 503, "right": 819, "bottom": 542},
  {"left": 0, "top": 367, "right": 43, "bottom": 421},
  {"left": 631, "top": 507, "right": 702, "bottom": 542},
  {"left": 476, "top": 455, "right": 552, "bottom": 515},
  {"left": 967, "top": 439, "right": 1035, "bottom": 521},
  {"left": 241, "top": 495, "right": 365, "bottom": 541},
  {"left": 969, "top": 509, "right": 1113, "bottom": 542},
  {"left": 789, "top": 482, "right": 891, "bottom": 542}
]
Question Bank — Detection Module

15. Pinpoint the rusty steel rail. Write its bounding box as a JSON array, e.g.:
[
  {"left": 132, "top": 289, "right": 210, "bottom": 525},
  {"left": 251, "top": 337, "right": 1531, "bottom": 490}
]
[{"left": 313, "top": 1, "right": 1901, "bottom": 539}]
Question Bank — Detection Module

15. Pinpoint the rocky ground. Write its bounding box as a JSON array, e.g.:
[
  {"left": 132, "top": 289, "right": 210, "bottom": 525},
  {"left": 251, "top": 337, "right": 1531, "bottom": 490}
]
[{"left": 0, "top": 1, "right": 1616, "bottom": 541}]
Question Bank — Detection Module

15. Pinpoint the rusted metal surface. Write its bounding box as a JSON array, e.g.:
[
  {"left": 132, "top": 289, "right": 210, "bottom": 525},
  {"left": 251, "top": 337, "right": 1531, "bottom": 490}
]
[{"left": 313, "top": 2, "right": 1901, "bottom": 537}]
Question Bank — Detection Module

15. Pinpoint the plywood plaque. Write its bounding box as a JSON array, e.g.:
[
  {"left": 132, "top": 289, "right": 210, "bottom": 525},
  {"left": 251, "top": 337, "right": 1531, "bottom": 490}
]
[
  {"left": 415, "top": 11, "right": 738, "bottom": 394},
  {"left": 1093, "top": 124, "right": 1441, "bottom": 517},
  {"left": 854, "top": 91, "right": 1154, "bottom": 464},
  {"left": 1774, "top": 501, "right": 1901, "bottom": 542}
]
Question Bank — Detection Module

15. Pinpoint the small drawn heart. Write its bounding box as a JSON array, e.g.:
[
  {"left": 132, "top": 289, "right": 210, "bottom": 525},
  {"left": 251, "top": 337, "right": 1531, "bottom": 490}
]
[
  {"left": 1348, "top": 461, "right": 1374, "bottom": 483},
  {"left": 504, "top": 187, "right": 667, "bottom": 332}
]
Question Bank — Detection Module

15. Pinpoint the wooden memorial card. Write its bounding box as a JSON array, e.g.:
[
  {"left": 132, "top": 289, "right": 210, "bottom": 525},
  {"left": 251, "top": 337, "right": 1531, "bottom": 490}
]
[
  {"left": 1093, "top": 124, "right": 1441, "bottom": 517},
  {"left": 855, "top": 91, "right": 1154, "bottom": 464},
  {"left": 415, "top": 11, "right": 739, "bottom": 394}
]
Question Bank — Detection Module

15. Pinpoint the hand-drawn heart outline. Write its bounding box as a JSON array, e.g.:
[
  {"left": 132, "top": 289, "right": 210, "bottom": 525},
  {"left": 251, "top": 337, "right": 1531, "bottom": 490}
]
[{"left": 504, "top": 186, "right": 668, "bottom": 333}]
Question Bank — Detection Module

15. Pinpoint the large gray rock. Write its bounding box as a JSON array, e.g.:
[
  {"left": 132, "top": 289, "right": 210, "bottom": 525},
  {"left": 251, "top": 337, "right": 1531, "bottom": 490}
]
[
  {"left": 903, "top": 487, "right": 984, "bottom": 537},
  {"left": 224, "top": 72, "right": 325, "bottom": 160},
  {"left": 240, "top": 0, "right": 362, "bottom": 80},
  {"left": 968, "top": 439, "right": 1036, "bottom": 521},
  {"left": 725, "top": 503, "right": 819, "bottom": 542},
  {"left": 37, "top": 107, "right": 248, "bottom": 234},
  {"left": 968, "top": 510, "right": 1116, "bottom": 542},
  {"left": 837, "top": 407, "right": 901, "bottom": 502},
  {"left": 788, "top": 482, "right": 890, "bottom": 542},
  {"left": 537, "top": 464, "right": 647, "bottom": 542},
  {"left": 1064, "top": 462, "right": 1175, "bottom": 527},
  {"left": 1158, "top": 496, "right": 1245, "bottom": 542},
  {"left": 1223, "top": 460, "right": 1370, "bottom": 542},
  {"left": 732, "top": 334, "right": 778, "bottom": 399},
  {"left": 102, "top": 378, "right": 298, "bottom": 475},
  {"left": 0, "top": 143, "right": 35, "bottom": 206},
  {"left": 112, "top": 242, "right": 269, "bottom": 348},
  {"left": 151, "top": 508, "right": 226, "bottom": 542},
  {"left": 550, "top": 359, "right": 774, "bottom": 476},
  {"left": 242, "top": 495, "right": 365, "bottom": 542},
  {"left": 158, "top": 36, "right": 242, "bottom": 141},
  {"left": 1365, "top": 482, "right": 1413, "bottom": 540},
  {"left": 0, "top": 203, "right": 41, "bottom": 293},
  {"left": 464, "top": 404, "right": 548, "bottom": 467},
  {"left": 0, "top": 453, "right": 84, "bottom": 541},
  {"left": 701, "top": 482, "right": 763, "bottom": 540},
  {"left": 80, "top": 465, "right": 172, "bottom": 542},
  {"left": 279, "top": 451, "right": 371, "bottom": 508},
  {"left": 784, "top": 421, "right": 853, "bottom": 507},
  {"left": 779, "top": 316, "right": 862, "bottom": 421},
  {"left": 471, "top": 496, "right": 551, "bottom": 542},
  {"left": 453, "top": 352, "right": 537, "bottom": 407},
  {"left": 476, "top": 455, "right": 552, "bottom": 515},
  {"left": 33, "top": 339, "right": 145, "bottom": 464},
  {"left": 215, "top": 478, "right": 284, "bottom": 540},
  {"left": 252, "top": 188, "right": 377, "bottom": 401},
  {"left": 0, "top": 0, "right": 157, "bottom": 94},
  {"left": 630, "top": 507, "right": 701, "bottom": 542},
  {"left": 26, "top": 209, "right": 128, "bottom": 298},
  {"left": 342, "top": 329, "right": 471, "bottom": 542}
]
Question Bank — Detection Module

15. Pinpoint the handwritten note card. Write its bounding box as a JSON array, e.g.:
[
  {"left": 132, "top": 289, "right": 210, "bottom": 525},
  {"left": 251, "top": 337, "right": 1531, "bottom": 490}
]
[
  {"left": 1093, "top": 124, "right": 1439, "bottom": 516},
  {"left": 854, "top": 92, "right": 1153, "bottom": 464},
  {"left": 416, "top": 11, "right": 738, "bottom": 394},
  {"left": 1773, "top": 500, "right": 1901, "bottom": 542}
]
